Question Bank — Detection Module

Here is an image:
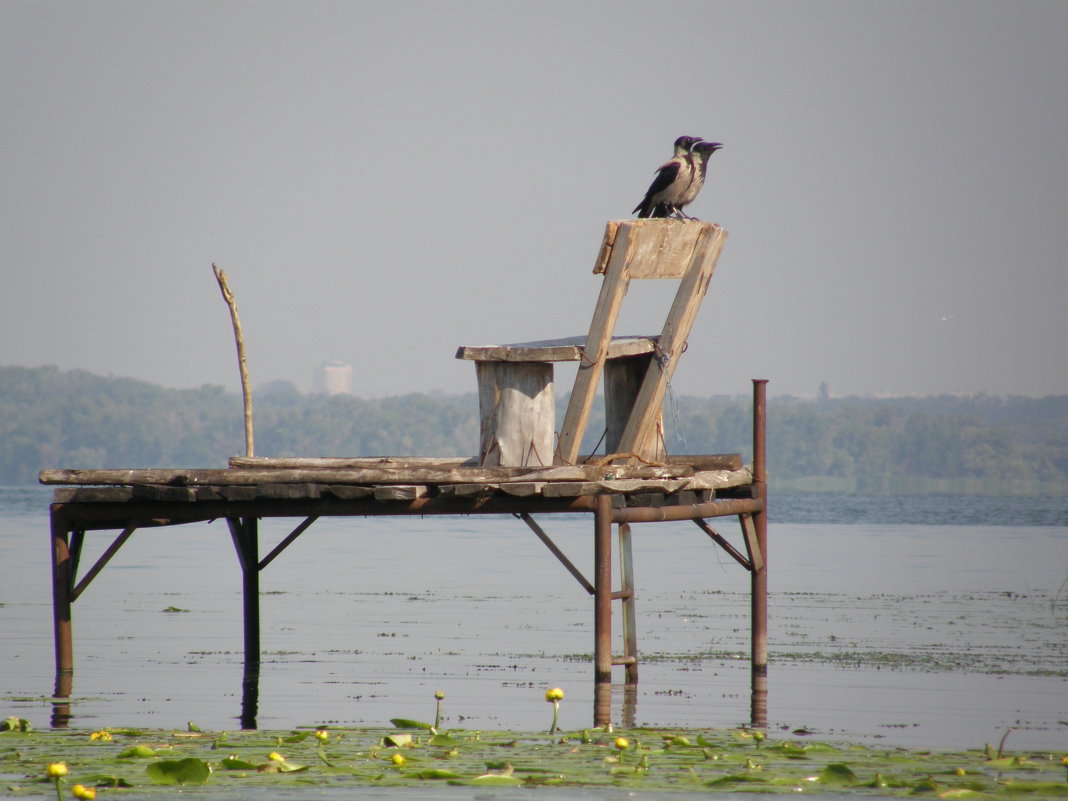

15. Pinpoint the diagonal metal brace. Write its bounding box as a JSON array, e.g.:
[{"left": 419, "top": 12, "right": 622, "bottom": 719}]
[
  {"left": 738, "top": 513, "right": 764, "bottom": 572},
  {"left": 515, "top": 512, "right": 595, "bottom": 594},
  {"left": 71, "top": 526, "right": 138, "bottom": 602},
  {"left": 693, "top": 518, "right": 752, "bottom": 571},
  {"left": 259, "top": 515, "right": 319, "bottom": 571}
]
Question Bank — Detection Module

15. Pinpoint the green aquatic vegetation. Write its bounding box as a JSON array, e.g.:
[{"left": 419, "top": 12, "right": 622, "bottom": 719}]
[
  {"left": 2, "top": 719, "right": 1066, "bottom": 797},
  {"left": 145, "top": 757, "right": 211, "bottom": 785}
]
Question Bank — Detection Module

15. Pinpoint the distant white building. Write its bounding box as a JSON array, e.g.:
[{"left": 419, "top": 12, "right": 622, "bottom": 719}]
[{"left": 314, "top": 361, "right": 354, "bottom": 395}]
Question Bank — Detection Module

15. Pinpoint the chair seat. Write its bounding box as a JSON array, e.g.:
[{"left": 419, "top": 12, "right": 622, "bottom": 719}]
[{"left": 456, "top": 335, "right": 659, "bottom": 364}]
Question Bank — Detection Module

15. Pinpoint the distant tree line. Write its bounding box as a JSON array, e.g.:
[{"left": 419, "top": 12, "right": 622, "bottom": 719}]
[{"left": 3, "top": 365, "right": 1066, "bottom": 494}]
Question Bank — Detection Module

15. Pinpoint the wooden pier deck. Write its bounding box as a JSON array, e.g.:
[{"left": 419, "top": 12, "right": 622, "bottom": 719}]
[
  {"left": 41, "top": 384, "right": 767, "bottom": 730},
  {"left": 39, "top": 220, "right": 769, "bottom": 730}
]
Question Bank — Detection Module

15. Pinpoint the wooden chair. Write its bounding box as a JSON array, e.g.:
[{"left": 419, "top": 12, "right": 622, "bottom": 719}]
[{"left": 456, "top": 219, "right": 728, "bottom": 467}]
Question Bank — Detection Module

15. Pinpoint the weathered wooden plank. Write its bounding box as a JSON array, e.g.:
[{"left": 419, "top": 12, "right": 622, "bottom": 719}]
[
  {"left": 53, "top": 487, "right": 134, "bottom": 503},
  {"left": 604, "top": 354, "right": 664, "bottom": 462},
  {"left": 441, "top": 482, "right": 547, "bottom": 497},
  {"left": 129, "top": 485, "right": 197, "bottom": 502},
  {"left": 495, "top": 482, "right": 546, "bottom": 497},
  {"left": 218, "top": 485, "right": 258, "bottom": 501},
  {"left": 321, "top": 485, "right": 375, "bottom": 500},
  {"left": 683, "top": 467, "right": 754, "bottom": 491},
  {"left": 476, "top": 361, "right": 555, "bottom": 467},
  {"left": 615, "top": 224, "right": 727, "bottom": 456},
  {"left": 373, "top": 485, "right": 427, "bottom": 501},
  {"left": 664, "top": 454, "right": 742, "bottom": 471},
  {"left": 41, "top": 463, "right": 702, "bottom": 487},
  {"left": 556, "top": 222, "right": 637, "bottom": 464},
  {"left": 593, "top": 220, "right": 711, "bottom": 278},
  {"left": 456, "top": 335, "right": 658, "bottom": 363},
  {"left": 625, "top": 220, "right": 710, "bottom": 279},
  {"left": 229, "top": 456, "right": 478, "bottom": 470},
  {"left": 257, "top": 483, "right": 322, "bottom": 500},
  {"left": 232, "top": 453, "right": 742, "bottom": 471},
  {"left": 542, "top": 479, "right": 688, "bottom": 497},
  {"left": 440, "top": 483, "right": 498, "bottom": 497}
]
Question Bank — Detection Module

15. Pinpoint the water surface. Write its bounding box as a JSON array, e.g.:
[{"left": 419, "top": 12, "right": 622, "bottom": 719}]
[{"left": 1, "top": 487, "right": 1065, "bottom": 752}]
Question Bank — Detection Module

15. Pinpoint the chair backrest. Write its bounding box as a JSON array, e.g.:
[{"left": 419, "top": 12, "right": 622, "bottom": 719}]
[{"left": 555, "top": 220, "right": 728, "bottom": 464}]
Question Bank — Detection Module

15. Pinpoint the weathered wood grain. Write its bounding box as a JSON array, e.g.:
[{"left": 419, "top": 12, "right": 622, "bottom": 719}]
[
  {"left": 373, "top": 485, "right": 427, "bottom": 501},
  {"left": 542, "top": 479, "right": 688, "bottom": 497},
  {"left": 231, "top": 453, "right": 742, "bottom": 471},
  {"left": 229, "top": 456, "right": 478, "bottom": 469},
  {"left": 604, "top": 354, "right": 664, "bottom": 462},
  {"left": 557, "top": 222, "right": 638, "bottom": 463},
  {"left": 42, "top": 463, "right": 711, "bottom": 487},
  {"left": 456, "top": 335, "right": 658, "bottom": 363},
  {"left": 476, "top": 361, "right": 555, "bottom": 467},
  {"left": 615, "top": 224, "right": 728, "bottom": 456},
  {"left": 682, "top": 467, "right": 754, "bottom": 491}
]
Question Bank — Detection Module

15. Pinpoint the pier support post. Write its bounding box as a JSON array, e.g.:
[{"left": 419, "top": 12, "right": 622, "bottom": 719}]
[
  {"left": 750, "top": 379, "right": 769, "bottom": 729},
  {"left": 51, "top": 509, "right": 74, "bottom": 700},
  {"left": 228, "top": 517, "right": 261, "bottom": 728},
  {"left": 593, "top": 494, "right": 613, "bottom": 727},
  {"left": 618, "top": 522, "right": 638, "bottom": 687}
]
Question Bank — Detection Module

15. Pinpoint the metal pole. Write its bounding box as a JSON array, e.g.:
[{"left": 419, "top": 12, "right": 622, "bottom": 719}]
[
  {"left": 51, "top": 508, "right": 74, "bottom": 701},
  {"left": 228, "top": 517, "right": 261, "bottom": 728},
  {"left": 611, "top": 496, "right": 762, "bottom": 524},
  {"left": 750, "top": 379, "right": 769, "bottom": 728},
  {"left": 618, "top": 522, "right": 638, "bottom": 686},
  {"left": 593, "top": 494, "right": 613, "bottom": 727}
]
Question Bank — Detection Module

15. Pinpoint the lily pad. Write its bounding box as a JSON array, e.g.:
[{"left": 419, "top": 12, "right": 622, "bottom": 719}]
[
  {"left": 78, "top": 773, "right": 133, "bottom": 788},
  {"left": 470, "top": 773, "right": 524, "bottom": 786},
  {"left": 219, "top": 757, "right": 259, "bottom": 770},
  {"left": 417, "top": 768, "right": 462, "bottom": 780},
  {"left": 708, "top": 773, "right": 769, "bottom": 786},
  {"left": 118, "top": 745, "right": 159, "bottom": 758},
  {"left": 145, "top": 757, "right": 211, "bottom": 785},
  {"left": 817, "top": 763, "right": 859, "bottom": 785},
  {"left": 389, "top": 718, "right": 433, "bottom": 730},
  {"left": 998, "top": 781, "right": 1068, "bottom": 796},
  {"left": 428, "top": 733, "right": 464, "bottom": 747}
]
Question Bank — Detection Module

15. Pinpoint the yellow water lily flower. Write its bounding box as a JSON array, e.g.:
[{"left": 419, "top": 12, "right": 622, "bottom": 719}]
[
  {"left": 544, "top": 687, "right": 565, "bottom": 702},
  {"left": 72, "top": 784, "right": 96, "bottom": 800},
  {"left": 615, "top": 737, "right": 630, "bottom": 750},
  {"left": 46, "top": 763, "right": 69, "bottom": 779},
  {"left": 268, "top": 752, "right": 285, "bottom": 762},
  {"left": 89, "top": 730, "right": 111, "bottom": 742},
  {"left": 391, "top": 753, "right": 406, "bottom": 766}
]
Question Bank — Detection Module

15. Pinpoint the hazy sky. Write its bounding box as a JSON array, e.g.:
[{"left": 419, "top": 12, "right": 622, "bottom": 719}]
[{"left": 3, "top": 1, "right": 1066, "bottom": 399}]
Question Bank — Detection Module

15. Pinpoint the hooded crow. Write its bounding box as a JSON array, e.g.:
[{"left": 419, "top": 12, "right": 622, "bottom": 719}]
[
  {"left": 665, "top": 141, "right": 722, "bottom": 220},
  {"left": 631, "top": 135, "right": 702, "bottom": 219}
]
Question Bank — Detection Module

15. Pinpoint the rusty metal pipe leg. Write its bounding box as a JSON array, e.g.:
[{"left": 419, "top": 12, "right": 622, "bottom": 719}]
[
  {"left": 51, "top": 509, "right": 74, "bottom": 700},
  {"left": 593, "top": 494, "right": 613, "bottom": 727},
  {"left": 228, "top": 517, "right": 261, "bottom": 727},
  {"left": 618, "top": 522, "right": 638, "bottom": 687},
  {"left": 750, "top": 379, "right": 769, "bottom": 729}
]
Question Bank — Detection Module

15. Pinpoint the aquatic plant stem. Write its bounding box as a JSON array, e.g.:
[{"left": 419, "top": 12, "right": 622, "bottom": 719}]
[{"left": 996, "top": 726, "right": 1016, "bottom": 759}]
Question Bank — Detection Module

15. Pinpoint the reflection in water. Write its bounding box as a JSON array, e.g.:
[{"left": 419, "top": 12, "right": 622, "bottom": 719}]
[{"left": 241, "top": 662, "right": 259, "bottom": 730}]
